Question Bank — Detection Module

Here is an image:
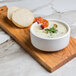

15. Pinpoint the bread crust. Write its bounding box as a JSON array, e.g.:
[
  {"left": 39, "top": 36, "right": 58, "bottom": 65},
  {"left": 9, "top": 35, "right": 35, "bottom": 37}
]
[{"left": 12, "top": 17, "right": 34, "bottom": 28}]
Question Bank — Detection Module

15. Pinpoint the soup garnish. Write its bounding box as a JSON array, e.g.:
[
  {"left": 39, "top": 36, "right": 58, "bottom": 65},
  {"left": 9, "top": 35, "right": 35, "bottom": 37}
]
[
  {"left": 32, "top": 18, "right": 67, "bottom": 38},
  {"left": 34, "top": 17, "right": 49, "bottom": 29}
]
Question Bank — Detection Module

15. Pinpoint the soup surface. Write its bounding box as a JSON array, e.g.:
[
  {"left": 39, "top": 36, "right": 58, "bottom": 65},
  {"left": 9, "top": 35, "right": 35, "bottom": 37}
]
[{"left": 32, "top": 21, "right": 68, "bottom": 38}]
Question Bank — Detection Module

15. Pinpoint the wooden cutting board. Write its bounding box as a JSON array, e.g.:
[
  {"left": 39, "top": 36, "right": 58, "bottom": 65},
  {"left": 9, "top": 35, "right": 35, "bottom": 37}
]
[{"left": 0, "top": 6, "right": 76, "bottom": 72}]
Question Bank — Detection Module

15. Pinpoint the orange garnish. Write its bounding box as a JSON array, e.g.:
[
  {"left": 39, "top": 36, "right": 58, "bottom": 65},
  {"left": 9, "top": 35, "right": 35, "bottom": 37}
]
[
  {"left": 34, "top": 17, "right": 43, "bottom": 24},
  {"left": 41, "top": 19, "right": 49, "bottom": 29},
  {"left": 34, "top": 17, "right": 49, "bottom": 29}
]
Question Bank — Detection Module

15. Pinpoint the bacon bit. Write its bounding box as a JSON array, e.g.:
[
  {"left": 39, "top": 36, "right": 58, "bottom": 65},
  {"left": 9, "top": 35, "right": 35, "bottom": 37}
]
[
  {"left": 34, "top": 17, "right": 43, "bottom": 24},
  {"left": 41, "top": 19, "right": 49, "bottom": 29},
  {"left": 34, "top": 17, "right": 49, "bottom": 29},
  {"left": 41, "top": 25, "right": 46, "bottom": 29},
  {"left": 53, "top": 24, "right": 57, "bottom": 28}
]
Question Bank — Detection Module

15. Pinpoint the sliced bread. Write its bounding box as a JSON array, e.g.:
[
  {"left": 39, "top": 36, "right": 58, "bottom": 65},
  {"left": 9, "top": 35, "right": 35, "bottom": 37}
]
[
  {"left": 7, "top": 6, "right": 20, "bottom": 20},
  {"left": 12, "top": 8, "right": 34, "bottom": 28}
]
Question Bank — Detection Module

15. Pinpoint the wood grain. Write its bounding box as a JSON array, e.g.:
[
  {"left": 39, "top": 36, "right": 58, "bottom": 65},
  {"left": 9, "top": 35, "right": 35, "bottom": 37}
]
[{"left": 0, "top": 6, "right": 76, "bottom": 72}]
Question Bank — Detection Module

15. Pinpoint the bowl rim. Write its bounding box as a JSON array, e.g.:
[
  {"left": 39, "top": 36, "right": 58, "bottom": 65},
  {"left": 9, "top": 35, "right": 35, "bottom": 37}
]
[{"left": 30, "top": 19, "right": 70, "bottom": 40}]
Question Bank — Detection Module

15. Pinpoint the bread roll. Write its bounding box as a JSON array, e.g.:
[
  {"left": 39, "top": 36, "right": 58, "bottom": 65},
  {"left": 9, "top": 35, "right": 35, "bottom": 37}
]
[
  {"left": 12, "top": 8, "right": 34, "bottom": 28},
  {"left": 7, "top": 6, "right": 20, "bottom": 20}
]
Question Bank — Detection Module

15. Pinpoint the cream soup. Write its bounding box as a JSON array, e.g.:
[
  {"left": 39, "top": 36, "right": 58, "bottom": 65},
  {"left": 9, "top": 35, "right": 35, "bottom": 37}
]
[{"left": 32, "top": 21, "right": 68, "bottom": 38}]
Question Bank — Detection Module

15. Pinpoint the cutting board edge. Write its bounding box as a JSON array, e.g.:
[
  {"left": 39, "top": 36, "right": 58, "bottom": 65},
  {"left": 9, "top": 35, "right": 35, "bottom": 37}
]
[{"left": 50, "top": 53, "right": 76, "bottom": 72}]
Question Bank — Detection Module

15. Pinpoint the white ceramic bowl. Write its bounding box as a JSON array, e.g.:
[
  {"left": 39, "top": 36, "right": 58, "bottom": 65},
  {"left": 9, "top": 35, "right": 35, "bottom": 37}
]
[{"left": 30, "top": 19, "right": 70, "bottom": 52}]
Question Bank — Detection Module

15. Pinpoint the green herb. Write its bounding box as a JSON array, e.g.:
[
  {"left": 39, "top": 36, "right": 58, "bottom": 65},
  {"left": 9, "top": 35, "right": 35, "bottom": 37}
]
[{"left": 45, "top": 27, "right": 58, "bottom": 33}]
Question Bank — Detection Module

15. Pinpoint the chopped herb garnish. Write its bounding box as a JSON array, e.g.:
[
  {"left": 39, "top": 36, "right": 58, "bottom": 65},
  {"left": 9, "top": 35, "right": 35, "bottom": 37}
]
[{"left": 45, "top": 27, "right": 58, "bottom": 33}]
